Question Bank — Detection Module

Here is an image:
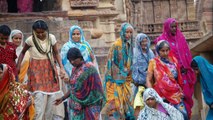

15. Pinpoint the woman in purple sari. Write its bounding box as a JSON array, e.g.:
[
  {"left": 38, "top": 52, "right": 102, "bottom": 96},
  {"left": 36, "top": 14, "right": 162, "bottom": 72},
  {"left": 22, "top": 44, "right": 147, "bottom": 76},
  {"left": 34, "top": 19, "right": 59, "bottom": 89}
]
[{"left": 154, "top": 18, "right": 196, "bottom": 118}]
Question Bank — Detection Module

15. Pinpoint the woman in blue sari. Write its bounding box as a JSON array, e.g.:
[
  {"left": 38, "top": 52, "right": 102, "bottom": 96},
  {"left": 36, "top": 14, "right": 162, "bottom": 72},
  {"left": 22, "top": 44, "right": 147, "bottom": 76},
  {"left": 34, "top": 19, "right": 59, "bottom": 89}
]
[
  {"left": 61, "top": 25, "right": 98, "bottom": 76},
  {"left": 191, "top": 56, "right": 213, "bottom": 119},
  {"left": 132, "top": 33, "right": 155, "bottom": 117},
  {"left": 132, "top": 33, "right": 155, "bottom": 93}
]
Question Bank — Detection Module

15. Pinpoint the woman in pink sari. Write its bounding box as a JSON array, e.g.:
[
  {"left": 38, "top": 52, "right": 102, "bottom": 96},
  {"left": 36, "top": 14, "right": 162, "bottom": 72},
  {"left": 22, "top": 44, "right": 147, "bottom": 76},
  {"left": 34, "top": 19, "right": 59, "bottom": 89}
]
[{"left": 154, "top": 18, "right": 196, "bottom": 118}]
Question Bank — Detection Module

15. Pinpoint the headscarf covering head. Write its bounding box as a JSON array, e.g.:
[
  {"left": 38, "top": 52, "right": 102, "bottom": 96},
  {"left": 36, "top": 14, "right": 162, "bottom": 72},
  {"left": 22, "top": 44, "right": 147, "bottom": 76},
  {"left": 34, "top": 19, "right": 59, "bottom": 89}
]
[
  {"left": 69, "top": 25, "right": 85, "bottom": 43},
  {"left": 155, "top": 40, "right": 170, "bottom": 55},
  {"left": 191, "top": 59, "right": 198, "bottom": 69},
  {"left": 135, "top": 33, "right": 151, "bottom": 51},
  {"left": 9, "top": 29, "right": 24, "bottom": 46},
  {"left": 9, "top": 29, "right": 24, "bottom": 59},
  {"left": 143, "top": 88, "right": 163, "bottom": 103},
  {"left": 192, "top": 56, "right": 213, "bottom": 105},
  {"left": 120, "top": 22, "right": 133, "bottom": 42},
  {"left": 67, "top": 47, "right": 83, "bottom": 60},
  {"left": 163, "top": 18, "right": 177, "bottom": 37}
]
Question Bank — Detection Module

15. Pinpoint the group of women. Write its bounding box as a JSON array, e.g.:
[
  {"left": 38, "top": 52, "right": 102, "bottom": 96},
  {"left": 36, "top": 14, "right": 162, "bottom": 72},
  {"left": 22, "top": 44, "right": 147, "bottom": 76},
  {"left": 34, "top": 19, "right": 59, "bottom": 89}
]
[
  {"left": 0, "top": 17, "right": 212, "bottom": 120},
  {"left": 0, "top": 20, "right": 104, "bottom": 120},
  {"left": 102, "top": 18, "right": 194, "bottom": 120}
]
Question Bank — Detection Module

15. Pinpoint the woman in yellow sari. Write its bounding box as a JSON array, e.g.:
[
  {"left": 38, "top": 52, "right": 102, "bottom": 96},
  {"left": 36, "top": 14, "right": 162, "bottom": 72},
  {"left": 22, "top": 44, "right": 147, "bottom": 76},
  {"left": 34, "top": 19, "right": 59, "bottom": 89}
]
[
  {"left": 103, "top": 22, "right": 135, "bottom": 120},
  {"left": 0, "top": 63, "right": 34, "bottom": 120}
]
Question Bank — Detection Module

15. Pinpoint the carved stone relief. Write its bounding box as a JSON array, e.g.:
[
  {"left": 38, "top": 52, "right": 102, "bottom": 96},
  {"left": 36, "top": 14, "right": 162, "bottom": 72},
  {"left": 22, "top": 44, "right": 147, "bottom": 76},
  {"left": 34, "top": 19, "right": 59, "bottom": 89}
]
[{"left": 70, "top": 0, "right": 99, "bottom": 7}]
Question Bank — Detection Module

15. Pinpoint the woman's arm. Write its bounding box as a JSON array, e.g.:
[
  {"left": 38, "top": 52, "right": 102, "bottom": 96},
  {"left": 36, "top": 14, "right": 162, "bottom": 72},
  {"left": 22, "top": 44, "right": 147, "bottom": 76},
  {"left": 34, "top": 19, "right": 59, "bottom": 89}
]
[
  {"left": 17, "top": 43, "right": 30, "bottom": 74},
  {"left": 55, "top": 89, "right": 71, "bottom": 105},
  {"left": 53, "top": 43, "right": 63, "bottom": 69},
  {"left": 146, "top": 73, "right": 153, "bottom": 88},
  {"left": 53, "top": 43, "right": 65, "bottom": 77},
  {"left": 146, "top": 60, "right": 154, "bottom": 88}
]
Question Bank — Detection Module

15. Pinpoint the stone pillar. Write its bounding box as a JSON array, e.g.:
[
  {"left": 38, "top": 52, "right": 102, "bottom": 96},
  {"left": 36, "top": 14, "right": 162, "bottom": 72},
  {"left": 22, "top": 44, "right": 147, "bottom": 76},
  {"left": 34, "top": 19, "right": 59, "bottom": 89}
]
[
  {"left": 203, "top": 0, "right": 213, "bottom": 33},
  {"left": 109, "top": 20, "right": 116, "bottom": 44},
  {"left": 100, "top": 20, "right": 116, "bottom": 46},
  {"left": 170, "top": 0, "right": 178, "bottom": 19},
  {"left": 187, "top": 0, "right": 196, "bottom": 20}
]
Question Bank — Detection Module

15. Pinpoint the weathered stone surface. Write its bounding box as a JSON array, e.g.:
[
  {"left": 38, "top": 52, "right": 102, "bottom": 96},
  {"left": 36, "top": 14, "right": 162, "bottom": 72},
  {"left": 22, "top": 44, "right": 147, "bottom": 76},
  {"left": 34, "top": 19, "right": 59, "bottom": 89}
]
[
  {"left": 70, "top": 0, "right": 99, "bottom": 8},
  {"left": 91, "top": 29, "right": 103, "bottom": 39}
]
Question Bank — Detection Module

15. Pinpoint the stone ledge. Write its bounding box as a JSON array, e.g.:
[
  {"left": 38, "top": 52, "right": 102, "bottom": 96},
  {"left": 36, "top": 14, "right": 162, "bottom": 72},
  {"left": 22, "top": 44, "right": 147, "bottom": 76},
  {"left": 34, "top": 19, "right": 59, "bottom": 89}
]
[
  {"left": 0, "top": 11, "right": 68, "bottom": 22},
  {"left": 190, "top": 31, "right": 213, "bottom": 56}
]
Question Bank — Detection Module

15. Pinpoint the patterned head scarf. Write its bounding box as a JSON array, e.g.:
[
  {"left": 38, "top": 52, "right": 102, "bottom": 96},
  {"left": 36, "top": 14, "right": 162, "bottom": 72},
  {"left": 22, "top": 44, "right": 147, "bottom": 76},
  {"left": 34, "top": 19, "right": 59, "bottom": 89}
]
[
  {"left": 134, "top": 33, "right": 153, "bottom": 61},
  {"left": 132, "top": 33, "right": 155, "bottom": 85},
  {"left": 135, "top": 33, "right": 151, "bottom": 50},
  {"left": 120, "top": 22, "right": 133, "bottom": 42},
  {"left": 138, "top": 88, "right": 184, "bottom": 120},
  {"left": 120, "top": 22, "right": 134, "bottom": 70},
  {"left": 143, "top": 88, "right": 163, "bottom": 103}
]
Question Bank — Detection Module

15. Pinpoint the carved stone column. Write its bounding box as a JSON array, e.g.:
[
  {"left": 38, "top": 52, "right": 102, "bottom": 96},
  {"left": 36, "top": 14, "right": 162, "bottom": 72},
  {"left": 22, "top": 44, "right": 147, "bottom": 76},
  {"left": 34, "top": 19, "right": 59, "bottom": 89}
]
[
  {"left": 203, "top": 0, "right": 213, "bottom": 33},
  {"left": 187, "top": 0, "right": 196, "bottom": 20}
]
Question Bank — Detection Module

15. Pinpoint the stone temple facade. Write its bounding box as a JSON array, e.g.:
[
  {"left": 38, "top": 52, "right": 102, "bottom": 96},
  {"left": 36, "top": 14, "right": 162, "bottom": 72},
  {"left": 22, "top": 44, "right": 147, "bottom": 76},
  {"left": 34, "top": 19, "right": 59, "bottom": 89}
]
[
  {"left": 0, "top": 0, "right": 212, "bottom": 119},
  {"left": 0, "top": 0, "right": 127, "bottom": 79}
]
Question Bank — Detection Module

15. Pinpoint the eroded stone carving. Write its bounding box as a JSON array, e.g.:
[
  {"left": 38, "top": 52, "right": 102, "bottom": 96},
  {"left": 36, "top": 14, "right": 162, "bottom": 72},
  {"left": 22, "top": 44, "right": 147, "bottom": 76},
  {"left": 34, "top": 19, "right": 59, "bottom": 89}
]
[{"left": 70, "top": 0, "right": 99, "bottom": 7}]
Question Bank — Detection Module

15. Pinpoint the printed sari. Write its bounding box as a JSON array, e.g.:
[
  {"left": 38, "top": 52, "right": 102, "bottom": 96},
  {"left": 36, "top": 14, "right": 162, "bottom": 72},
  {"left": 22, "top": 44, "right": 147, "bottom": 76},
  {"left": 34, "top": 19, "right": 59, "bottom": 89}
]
[
  {"left": 154, "top": 18, "right": 196, "bottom": 117},
  {"left": 0, "top": 64, "right": 34, "bottom": 120},
  {"left": 132, "top": 33, "right": 155, "bottom": 85},
  {"left": 138, "top": 88, "right": 184, "bottom": 120},
  {"left": 68, "top": 62, "right": 105, "bottom": 120},
  {"left": 104, "top": 23, "right": 135, "bottom": 119},
  {"left": 148, "top": 55, "right": 183, "bottom": 105}
]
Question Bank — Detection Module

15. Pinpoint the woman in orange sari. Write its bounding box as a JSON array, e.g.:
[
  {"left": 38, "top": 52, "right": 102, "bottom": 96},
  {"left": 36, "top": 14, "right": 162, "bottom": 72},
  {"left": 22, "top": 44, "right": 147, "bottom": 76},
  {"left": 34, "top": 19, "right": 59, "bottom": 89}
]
[
  {"left": 146, "top": 40, "right": 188, "bottom": 120},
  {"left": 0, "top": 63, "right": 34, "bottom": 120}
]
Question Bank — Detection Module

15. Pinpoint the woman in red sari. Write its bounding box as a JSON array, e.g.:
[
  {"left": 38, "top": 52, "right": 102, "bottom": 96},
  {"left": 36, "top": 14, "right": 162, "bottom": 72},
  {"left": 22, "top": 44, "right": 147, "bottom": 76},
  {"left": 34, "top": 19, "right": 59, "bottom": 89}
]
[
  {"left": 146, "top": 40, "right": 188, "bottom": 120},
  {"left": 0, "top": 64, "right": 34, "bottom": 120},
  {"left": 154, "top": 18, "right": 196, "bottom": 118}
]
